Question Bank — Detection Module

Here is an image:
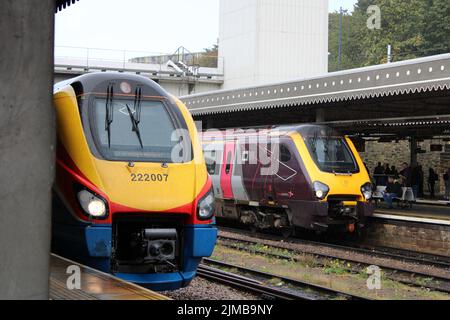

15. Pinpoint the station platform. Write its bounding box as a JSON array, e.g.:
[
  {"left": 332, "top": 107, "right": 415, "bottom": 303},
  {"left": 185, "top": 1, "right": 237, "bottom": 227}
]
[
  {"left": 415, "top": 199, "right": 450, "bottom": 207},
  {"left": 373, "top": 203, "right": 450, "bottom": 226},
  {"left": 50, "top": 254, "right": 170, "bottom": 300}
]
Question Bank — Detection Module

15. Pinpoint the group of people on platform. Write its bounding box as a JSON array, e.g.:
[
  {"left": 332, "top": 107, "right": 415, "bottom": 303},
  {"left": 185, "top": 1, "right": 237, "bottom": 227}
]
[{"left": 373, "top": 162, "right": 450, "bottom": 208}]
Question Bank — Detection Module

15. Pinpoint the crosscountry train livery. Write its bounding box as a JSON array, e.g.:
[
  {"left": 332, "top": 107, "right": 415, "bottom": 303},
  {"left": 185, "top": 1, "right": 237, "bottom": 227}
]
[{"left": 201, "top": 125, "right": 374, "bottom": 236}]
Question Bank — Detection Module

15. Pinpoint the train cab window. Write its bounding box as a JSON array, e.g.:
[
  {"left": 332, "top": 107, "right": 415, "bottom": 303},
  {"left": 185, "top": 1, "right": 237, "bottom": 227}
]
[
  {"left": 305, "top": 137, "right": 359, "bottom": 173},
  {"left": 91, "top": 99, "right": 191, "bottom": 163},
  {"left": 280, "top": 144, "right": 291, "bottom": 163}
]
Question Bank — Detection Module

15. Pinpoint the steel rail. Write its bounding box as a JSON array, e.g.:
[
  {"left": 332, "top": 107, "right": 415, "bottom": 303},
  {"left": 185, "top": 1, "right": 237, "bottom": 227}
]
[
  {"left": 216, "top": 229, "right": 450, "bottom": 293},
  {"left": 198, "top": 260, "right": 369, "bottom": 300},
  {"left": 218, "top": 226, "right": 450, "bottom": 269}
]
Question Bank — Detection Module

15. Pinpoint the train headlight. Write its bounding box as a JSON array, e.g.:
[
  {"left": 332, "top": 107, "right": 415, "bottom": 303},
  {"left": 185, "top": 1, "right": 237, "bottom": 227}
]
[
  {"left": 313, "top": 181, "right": 329, "bottom": 200},
  {"left": 77, "top": 190, "right": 108, "bottom": 219},
  {"left": 197, "top": 189, "right": 215, "bottom": 220},
  {"left": 361, "top": 182, "right": 373, "bottom": 200}
]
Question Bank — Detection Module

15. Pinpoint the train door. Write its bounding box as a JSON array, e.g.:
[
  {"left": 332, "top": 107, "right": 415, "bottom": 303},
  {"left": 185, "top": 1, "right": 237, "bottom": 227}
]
[
  {"left": 231, "top": 142, "right": 249, "bottom": 201},
  {"left": 203, "top": 145, "right": 223, "bottom": 199},
  {"left": 261, "top": 142, "right": 276, "bottom": 203},
  {"left": 273, "top": 143, "right": 298, "bottom": 203},
  {"left": 220, "top": 141, "right": 236, "bottom": 199}
]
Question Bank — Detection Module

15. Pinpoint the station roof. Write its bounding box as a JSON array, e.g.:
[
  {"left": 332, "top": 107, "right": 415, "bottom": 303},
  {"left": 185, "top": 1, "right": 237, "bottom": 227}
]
[
  {"left": 56, "top": 0, "right": 79, "bottom": 12},
  {"left": 324, "top": 115, "right": 450, "bottom": 138},
  {"left": 181, "top": 54, "right": 450, "bottom": 117}
]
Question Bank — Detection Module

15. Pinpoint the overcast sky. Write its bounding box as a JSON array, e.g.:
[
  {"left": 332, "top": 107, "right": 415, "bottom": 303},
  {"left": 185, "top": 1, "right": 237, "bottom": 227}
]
[{"left": 55, "top": 0, "right": 357, "bottom": 56}]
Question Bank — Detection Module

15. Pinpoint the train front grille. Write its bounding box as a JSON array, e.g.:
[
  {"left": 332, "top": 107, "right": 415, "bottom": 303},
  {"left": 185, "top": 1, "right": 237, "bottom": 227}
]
[
  {"left": 111, "top": 213, "right": 185, "bottom": 274},
  {"left": 327, "top": 195, "right": 359, "bottom": 219}
]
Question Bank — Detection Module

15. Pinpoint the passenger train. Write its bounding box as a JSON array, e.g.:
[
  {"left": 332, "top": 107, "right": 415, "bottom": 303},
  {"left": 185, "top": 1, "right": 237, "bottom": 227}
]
[
  {"left": 52, "top": 73, "right": 217, "bottom": 291},
  {"left": 201, "top": 125, "right": 374, "bottom": 236}
]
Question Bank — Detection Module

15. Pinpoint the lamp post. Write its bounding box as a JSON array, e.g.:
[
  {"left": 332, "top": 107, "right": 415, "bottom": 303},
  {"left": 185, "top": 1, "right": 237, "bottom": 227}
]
[{"left": 338, "top": 7, "right": 348, "bottom": 70}]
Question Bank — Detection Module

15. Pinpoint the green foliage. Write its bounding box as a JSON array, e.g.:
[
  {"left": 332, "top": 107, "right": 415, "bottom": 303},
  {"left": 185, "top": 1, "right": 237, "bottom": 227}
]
[
  {"left": 422, "top": 0, "right": 450, "bottom": 55},
  {"left": 197, "top": 43, "right": 218, "bottom": 68},
  {"left": 328, "top": 0, "right": 450, "bottom": 72},
  {"left": 323, "top": 259, "right": 347, "bottom": 275}
]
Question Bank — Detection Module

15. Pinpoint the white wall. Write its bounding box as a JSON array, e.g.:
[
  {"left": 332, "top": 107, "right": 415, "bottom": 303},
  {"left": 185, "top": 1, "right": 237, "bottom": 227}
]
[
  {"left": 160, "top": 81, "right": 222, "bottom": 97},
  {"left": 160, "top": 81, "right": 190, "bottom": 97},
  {"left": 219, "top": 0, "right": 329, "bottom": 89}
]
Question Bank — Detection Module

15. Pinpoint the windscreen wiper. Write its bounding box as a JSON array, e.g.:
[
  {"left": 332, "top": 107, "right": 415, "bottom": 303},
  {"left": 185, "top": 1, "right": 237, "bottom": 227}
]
[
  {"left": 126, "top": 104, "right": 144, "bottom": 149},
  {"left": 105, "top": 85, "right": 114, "bottom": 148},
  {"left": 311, "top": 131, "right": 318, "bottom": 154},
  {"left": 134, "top": 87, "right": 142, "bottom": 124},
  {"left": 333, "top": 171, "right": 353, "bottom": 176}
]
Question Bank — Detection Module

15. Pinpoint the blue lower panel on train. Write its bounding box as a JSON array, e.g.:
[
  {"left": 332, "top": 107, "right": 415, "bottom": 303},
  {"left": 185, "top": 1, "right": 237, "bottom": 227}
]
[{"left": 52, "top": 223, "right": 217, "bottom": 291}]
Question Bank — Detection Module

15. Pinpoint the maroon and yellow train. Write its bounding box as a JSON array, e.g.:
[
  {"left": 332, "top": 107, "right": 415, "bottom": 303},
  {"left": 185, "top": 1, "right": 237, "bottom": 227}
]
[{"left": 201, "top": 125, "right": 374, "bottom": 235}]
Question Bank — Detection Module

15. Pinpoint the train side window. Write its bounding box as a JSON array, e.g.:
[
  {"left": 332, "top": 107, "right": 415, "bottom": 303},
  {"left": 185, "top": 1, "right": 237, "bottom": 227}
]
[
  {"left": 225, "top": 152, "right": 232, "bottom": 174},
  {"left": 242, "top": 151, "right": 249, "bottom": 163},
  {"left": 204, "top": 150, "right": 217, "bottom": 175},
  {"left": 280, "top": 144, "right": 291, "bottom": 163}
]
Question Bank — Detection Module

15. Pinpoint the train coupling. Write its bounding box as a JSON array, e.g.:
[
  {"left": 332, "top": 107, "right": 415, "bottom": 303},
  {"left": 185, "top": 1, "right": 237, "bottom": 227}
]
[{"left": 143, "top": 229, "right": 177, "bottom": 262}]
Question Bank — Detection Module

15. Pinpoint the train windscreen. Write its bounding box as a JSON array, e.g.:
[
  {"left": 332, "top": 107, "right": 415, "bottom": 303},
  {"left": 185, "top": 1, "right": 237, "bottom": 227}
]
[
  {"left": 305, "top": 137, "right": 359, "bottom": 173},
  {"left": 91, "top": 99, "right": 191, "bottom": 163}
]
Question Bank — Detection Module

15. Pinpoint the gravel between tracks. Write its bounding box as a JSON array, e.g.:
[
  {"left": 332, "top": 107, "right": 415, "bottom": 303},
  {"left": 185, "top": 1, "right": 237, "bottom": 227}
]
[
  {"left": 219, "top": 230, "right": 450, "bottom": 280},
  {"left": 162, "top": 277, "right": 261, "bottom": 300}
]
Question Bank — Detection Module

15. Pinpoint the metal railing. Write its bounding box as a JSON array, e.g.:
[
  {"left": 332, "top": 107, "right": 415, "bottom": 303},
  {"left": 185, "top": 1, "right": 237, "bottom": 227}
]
[{"left": 54, "top": 46, "right": 224, "bottom": 75}]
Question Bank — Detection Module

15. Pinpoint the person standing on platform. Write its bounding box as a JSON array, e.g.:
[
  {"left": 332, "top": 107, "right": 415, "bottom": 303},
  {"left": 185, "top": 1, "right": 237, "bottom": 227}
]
[
  {"left": 400, "top": 162, "right": 412, "bottom": 187},
  {"left": 444, "top": 168, "right": 450, "bottom": 200},
  {"left": 418, "top": 165, "right": 424, "bottom": 198},
  {"left": 383, "top": 163, "right": 391, "bottom": 185},
  {"left": 391, "top": 165, "right": 399, "bottom": 179},
  {"left": 428, "top": 168, "right": 438, "bottom": 199},
  {"left": 384, "top": 163, "right": 391, "bottom": 175},
  {"left": 374, "top": 162, "right": 384, "bottom": 186},
  {"left": 411, "top": 165, "right": 420, "bottom": 198}
]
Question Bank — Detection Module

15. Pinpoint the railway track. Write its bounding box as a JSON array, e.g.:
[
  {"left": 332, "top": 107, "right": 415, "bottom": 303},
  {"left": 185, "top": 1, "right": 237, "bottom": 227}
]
[
  {"left": 217, "top": 227, "right": 450, "bottom": 293},
  {"left": 342, "top": 243, "right": 450, "bottom": 269},
  {"left": 198, "top": 259, "right": 369, "bottom": 300},
  {"left": 218, "top": 226, "right": 450, "bottom": 270}
]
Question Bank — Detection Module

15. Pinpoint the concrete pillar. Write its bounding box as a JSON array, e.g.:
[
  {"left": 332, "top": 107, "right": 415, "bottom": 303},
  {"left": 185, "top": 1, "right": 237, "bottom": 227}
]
[
  {"left": 316, "top": 108, "right": 325, "bottom": 123},
  {"left": 205, "top": 119, "right": 216, "bottom": 130},
  {"left": 410, "top": 137, "right": 418, "bottom": 167},
  {"left": 0, "top": 1, "right": 55, "bottom": 299}
]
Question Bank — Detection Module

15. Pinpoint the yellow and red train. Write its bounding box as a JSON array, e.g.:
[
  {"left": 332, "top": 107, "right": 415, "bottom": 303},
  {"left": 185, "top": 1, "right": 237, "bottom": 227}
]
[{"left": 52, "top": 73, "right": 217, "bottom": 290}]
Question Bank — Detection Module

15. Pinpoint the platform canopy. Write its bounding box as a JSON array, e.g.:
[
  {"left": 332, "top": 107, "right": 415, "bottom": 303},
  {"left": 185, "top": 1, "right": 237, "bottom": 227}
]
[
  {"left": 56, "top": 0, "right": 79, "bottom": 12},
  {"left": 182, "top": 54, "right": 450, "bottom": 117},
  {"left": 182, "top": 54, "right": 450, "bottom": 138},
  {"left": 323, "top": 115, "right": 450, "bottom": 139}
]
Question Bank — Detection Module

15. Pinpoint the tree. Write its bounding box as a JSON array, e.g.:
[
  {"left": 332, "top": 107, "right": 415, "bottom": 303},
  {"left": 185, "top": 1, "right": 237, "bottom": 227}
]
[
  {"left": 354, "top": 0, "right": 427, "bottom": 65},
  {"left": 328, "top": 0, "right": 450, "bottom": 71},
  {"left": 328, "top": 12, "right": 356, "bottom": 71},
  {"left": 422, "top": 0, "right": 450, "bottom": 55}
]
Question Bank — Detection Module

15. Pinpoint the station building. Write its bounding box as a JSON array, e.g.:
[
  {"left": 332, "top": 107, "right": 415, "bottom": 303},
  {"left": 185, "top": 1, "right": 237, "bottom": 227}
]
[{"left": 219, "top": 0, "right": 329, "bottom": 89}]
